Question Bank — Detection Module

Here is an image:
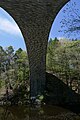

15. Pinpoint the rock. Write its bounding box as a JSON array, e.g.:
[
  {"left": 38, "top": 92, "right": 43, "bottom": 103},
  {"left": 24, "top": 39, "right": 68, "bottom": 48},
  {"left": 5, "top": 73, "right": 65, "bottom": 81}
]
[
  {"left": 35, "top": 99, "right": 41, "bottom": 105},
  {"left": 18, "top": 101, "right": 22, "bottom": 105},
  {"left": 0, "top": 101, "right": 4, "bottom": 106}
]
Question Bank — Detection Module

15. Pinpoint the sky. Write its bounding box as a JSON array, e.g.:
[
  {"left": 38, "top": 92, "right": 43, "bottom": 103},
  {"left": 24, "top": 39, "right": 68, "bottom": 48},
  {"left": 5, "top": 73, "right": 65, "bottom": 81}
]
[
  {"left": 0, "top": 0, "right": 80, "bottom": 51},
  {"left": 0, "top": 7, "right": 26, "bottom": 51},
  {"left": 49, "top": 0, "right": 80, "bottom": 40}
]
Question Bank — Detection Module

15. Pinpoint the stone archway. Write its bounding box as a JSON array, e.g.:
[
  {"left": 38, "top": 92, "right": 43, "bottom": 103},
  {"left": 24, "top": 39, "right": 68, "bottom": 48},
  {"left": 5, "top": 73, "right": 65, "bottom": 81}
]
[{"left": 0, "top": 0, "right": 70, "bottom": 97}]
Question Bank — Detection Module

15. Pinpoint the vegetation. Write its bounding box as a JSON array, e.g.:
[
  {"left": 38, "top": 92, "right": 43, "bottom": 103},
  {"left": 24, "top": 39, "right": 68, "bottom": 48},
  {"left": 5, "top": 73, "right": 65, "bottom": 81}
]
[
  {"left": 46, "top": 38, "right": 80, "bottom": 93},
  {"left": 0, "top": 37, "right": 80, "bottom": 104},
  {"left": 0, "top": 46, "right": 30, "bottom": 103},
  {"left": 60, "top": 1, "right": 80, "bottom": 38}
]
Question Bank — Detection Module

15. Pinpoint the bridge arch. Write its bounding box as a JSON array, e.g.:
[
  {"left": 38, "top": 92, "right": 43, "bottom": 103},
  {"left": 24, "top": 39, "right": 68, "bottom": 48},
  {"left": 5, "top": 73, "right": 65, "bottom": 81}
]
[{"left": 0, "top": 0, "right": 70, "bottom": 97}]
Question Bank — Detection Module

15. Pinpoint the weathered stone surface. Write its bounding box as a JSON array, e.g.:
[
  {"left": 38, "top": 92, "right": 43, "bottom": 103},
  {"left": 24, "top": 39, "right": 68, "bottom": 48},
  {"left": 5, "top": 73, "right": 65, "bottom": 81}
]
[
  {"left": 0, "top": 0, "right": 69, "bottom": 96},
  {"left": 45, "top": 73, "right": 80, "bottom": 105}
]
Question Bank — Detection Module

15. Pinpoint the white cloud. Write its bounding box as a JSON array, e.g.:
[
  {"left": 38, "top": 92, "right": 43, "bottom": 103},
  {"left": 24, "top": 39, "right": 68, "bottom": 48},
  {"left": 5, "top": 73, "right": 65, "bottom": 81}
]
[
  {"left": 57, "top": 37, "right": 70, "bottom": 41},
  {"left": 0, "top": 17, "right": 21, "bottom": 35},
  {"left": 57, "top": 37, "right": 65, "bottom": 40}
]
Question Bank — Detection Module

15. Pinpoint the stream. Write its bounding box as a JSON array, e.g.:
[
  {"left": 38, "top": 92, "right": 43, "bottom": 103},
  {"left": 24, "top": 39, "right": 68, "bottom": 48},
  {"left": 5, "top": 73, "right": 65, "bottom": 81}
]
[{"left": 0, "top": 105, "right": 80, "bottom": 120}]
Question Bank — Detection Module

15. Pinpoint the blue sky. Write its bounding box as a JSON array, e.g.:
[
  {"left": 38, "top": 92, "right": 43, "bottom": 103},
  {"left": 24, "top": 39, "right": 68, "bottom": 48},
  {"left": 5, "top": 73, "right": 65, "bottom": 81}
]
[
  {"left": 0, "top": 7, "right": 26, "bottom": 51},
  {"left": 49, "top": 0, "right": 80, "bottom": 40},
  {"left": 0, "top": 0, "right": 80, "bottom": 51}
]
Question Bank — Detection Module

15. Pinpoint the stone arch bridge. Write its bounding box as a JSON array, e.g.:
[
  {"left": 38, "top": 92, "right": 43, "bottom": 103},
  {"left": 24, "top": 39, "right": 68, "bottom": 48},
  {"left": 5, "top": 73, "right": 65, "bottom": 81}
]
[{"left": 0, "top": 0, "right": 70, "bottom": 97}]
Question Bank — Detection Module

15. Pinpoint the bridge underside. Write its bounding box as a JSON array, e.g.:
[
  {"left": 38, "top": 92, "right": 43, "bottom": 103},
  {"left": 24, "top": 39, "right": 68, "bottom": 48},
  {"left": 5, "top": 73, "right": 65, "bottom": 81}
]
[{"left": 0, "top": 0, "right": 69, "bottom": 97}]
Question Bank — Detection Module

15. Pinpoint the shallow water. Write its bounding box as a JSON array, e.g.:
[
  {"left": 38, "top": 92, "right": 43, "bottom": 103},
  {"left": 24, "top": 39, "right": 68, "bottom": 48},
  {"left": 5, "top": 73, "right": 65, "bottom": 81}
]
[{"left": 0, "top": 105, "right": 80, "bottom": 120}]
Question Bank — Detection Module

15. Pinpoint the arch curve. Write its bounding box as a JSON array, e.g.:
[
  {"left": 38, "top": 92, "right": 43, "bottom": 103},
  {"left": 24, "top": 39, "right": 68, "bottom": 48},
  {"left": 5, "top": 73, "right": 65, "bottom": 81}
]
[{"left": 0, "top": 0, "right": 70, "bottom": 97}]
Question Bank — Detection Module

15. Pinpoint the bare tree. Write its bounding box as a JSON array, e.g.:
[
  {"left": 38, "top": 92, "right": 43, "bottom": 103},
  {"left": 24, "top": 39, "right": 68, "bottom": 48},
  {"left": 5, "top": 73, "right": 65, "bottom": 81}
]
[{"left": 59, "top": 0, "right": 80, "bottom": 38}]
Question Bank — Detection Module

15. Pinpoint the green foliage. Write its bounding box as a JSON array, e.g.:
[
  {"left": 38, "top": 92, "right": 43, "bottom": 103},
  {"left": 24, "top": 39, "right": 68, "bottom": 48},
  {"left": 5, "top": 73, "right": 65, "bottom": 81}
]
[
  {"left": 0, "top": 46, "right": 29, "bottom": 94},
  {"left": 46, "top": 38, "right": 80, "bottom": 91}
]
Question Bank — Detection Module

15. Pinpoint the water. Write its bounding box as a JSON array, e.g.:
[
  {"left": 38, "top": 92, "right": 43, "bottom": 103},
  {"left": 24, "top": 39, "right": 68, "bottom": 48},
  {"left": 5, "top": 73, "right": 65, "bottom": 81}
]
[{"left": 0, "top": 105, "right": 80, "bottom": 120}]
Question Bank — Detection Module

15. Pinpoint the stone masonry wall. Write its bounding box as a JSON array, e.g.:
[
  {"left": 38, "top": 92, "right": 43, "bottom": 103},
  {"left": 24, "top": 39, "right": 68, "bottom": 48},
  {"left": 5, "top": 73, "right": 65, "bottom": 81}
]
[{"left": 0, "top": 0, "right": 69, "bottom": 97}]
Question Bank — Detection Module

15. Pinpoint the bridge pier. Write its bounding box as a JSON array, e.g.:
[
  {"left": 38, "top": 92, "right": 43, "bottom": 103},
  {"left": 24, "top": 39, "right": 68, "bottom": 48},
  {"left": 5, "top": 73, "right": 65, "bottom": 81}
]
[{"left": 0, "top": 0, "right": 69, "bottom": 97}]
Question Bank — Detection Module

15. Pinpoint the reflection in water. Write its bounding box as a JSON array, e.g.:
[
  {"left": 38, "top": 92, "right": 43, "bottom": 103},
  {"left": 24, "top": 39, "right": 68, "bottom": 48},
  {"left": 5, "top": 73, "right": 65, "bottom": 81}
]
[{"left": 0, "top": 105, "right": 80, "bottom": 120}]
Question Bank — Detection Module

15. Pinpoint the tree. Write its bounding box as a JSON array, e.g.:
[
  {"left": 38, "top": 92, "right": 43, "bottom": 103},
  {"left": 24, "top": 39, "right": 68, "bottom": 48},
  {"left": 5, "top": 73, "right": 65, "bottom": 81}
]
[
  {"left": 46, "top": 38, "right": 60, "bottom": 72},
  {"left": 46, "top": 38, "right": 80, "bottom": 92},
  {"left": 0, "top": 46, "right": 30, "bottom": 94},
  {"left": 60, "top": 1, "right": 80, "bottom": 38}
]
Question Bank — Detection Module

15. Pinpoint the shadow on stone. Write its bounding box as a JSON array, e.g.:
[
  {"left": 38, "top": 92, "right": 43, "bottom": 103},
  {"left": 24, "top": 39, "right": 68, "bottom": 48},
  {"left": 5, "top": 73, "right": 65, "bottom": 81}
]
[{"left": 44, "top": 72, "right": 80, "bottom": 112}]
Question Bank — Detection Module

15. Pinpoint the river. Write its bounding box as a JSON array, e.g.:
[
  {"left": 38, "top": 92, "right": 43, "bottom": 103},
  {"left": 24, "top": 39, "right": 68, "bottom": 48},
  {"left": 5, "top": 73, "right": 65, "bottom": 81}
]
[{"left": 0, "top": 105, "right": 80, "bottom": 120}]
